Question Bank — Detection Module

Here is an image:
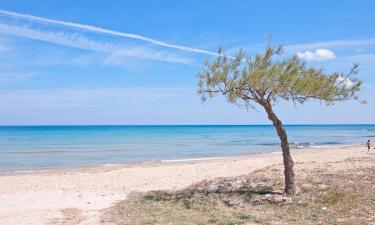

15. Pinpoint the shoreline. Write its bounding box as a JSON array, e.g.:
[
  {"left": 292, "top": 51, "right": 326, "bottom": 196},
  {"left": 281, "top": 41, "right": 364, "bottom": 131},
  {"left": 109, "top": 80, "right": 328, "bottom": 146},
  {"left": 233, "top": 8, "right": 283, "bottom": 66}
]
[
  {"left": 0, "top": 144, "right": 372, "bottom": 225},
  {"left": 0, "top": 143, "right": 361, "bottom": 176}
]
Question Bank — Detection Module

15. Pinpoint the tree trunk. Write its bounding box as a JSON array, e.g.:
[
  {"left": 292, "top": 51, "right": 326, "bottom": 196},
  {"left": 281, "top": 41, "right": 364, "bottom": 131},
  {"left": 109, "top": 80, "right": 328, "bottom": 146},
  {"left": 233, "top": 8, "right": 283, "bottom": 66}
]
[{"left": 261, "top": 101, "right": 295, "bottom": 195}]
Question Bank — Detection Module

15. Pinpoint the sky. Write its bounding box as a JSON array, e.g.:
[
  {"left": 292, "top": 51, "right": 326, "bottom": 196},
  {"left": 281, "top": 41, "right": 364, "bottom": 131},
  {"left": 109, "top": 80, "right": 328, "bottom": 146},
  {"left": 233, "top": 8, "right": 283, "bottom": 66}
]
[{"left": 0, "top": 0, "right": 374, "bottom": 125}]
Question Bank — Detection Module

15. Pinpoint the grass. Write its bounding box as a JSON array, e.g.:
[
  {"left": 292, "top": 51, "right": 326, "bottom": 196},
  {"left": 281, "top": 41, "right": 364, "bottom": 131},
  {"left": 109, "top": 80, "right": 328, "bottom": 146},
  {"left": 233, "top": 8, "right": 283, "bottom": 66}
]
[{"left": 101, "top": 158, "right": 375, "bottom": 225}]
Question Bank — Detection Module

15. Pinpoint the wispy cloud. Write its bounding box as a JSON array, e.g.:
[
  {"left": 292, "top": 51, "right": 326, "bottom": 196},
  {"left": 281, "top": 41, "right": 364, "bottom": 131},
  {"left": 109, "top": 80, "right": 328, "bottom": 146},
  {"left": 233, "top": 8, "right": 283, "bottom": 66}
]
[
  {"left": 0, "top": 43, "right": 9, "bottom": 52},
  {"left": 339, "top": 53, "right": 375, "bottom": 63},
  {"left": 0, "top": 72, "right": 37, "bottom": 82},
  {"left": 0, "top": 9, "right": 218, "bottom": 57},
  {"left": 297, "top": 49, "right": 336, "bottom": 61},
  {"left": 286, "top": 38, "right": 375, "bottom": 51},
  {"left": 0, "top": 23, "right": 193, "bottom": 64}
]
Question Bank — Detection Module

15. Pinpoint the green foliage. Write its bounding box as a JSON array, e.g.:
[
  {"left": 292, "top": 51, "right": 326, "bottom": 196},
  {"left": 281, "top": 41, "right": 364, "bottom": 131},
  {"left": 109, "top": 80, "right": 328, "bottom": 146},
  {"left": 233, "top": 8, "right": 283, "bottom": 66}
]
[
  {"left": 306, "top": 214, "right": 320, "bottom": 222},
  {"left": 197, "top": 45, "right": 362, "bottom": 108},
  {"left": 238, "top": 213, "right": 251, "bottom": 219},
  {"left": 322, "top": 191, "right": 345, "bottom": 204}
]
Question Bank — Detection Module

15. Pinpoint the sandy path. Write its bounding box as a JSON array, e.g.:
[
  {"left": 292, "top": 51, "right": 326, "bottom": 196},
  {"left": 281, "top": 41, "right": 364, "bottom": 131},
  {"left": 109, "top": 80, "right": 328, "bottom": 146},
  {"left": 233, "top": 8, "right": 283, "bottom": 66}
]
[{"left": 0, "top": 145, "right": 372, "bottom": 225}]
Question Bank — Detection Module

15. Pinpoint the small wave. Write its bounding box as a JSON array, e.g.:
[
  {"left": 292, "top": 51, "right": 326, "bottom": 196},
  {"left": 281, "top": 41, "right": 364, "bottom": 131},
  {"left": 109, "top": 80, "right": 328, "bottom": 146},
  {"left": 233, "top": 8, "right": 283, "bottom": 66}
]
[
  {"left": 7, "top": 169, "right": 52, "bottom": 173},
  {"left": 13, "top": 170, "right": 36, "bottom": 173},
  {"left": 261, "top": 142, "right": 326, "bottom": 148},
  {"left": 217, "top": 140, "right": 255, "bottom": 146},
  {"left": 259, "top": 143, "right": 280, "bottom": 146},
  {"left": 101, "top": 163, "right": 121, "bottom": 167},
  {"left": 260, "top": 141, "right": 346, "bottom": 149},
  {"left": 1, "top": 150, "right": 70, "bottom": 155},
  {"left": 0, "top": 148, "right": 128, "bottom": 155},
  {"left": 309, "top": 145, "right": 333, "bottom": 149},
  {"left": 309, "top": 144, "right": 356, "bottom": 148}
]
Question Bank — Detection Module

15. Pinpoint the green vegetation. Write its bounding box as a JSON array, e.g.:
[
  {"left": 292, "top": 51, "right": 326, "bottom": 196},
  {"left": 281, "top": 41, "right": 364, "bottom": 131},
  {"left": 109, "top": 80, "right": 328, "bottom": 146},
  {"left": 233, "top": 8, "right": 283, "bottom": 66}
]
[{"left": 197, "top": 44, "right": 362, "bottom": 194}]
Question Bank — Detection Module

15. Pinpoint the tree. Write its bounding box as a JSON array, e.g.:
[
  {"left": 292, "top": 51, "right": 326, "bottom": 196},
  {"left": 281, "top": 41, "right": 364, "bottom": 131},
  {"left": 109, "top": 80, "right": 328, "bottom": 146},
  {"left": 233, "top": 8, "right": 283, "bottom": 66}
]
[{"left": 197, "top": 44, "right": 362, "bottom": 195}]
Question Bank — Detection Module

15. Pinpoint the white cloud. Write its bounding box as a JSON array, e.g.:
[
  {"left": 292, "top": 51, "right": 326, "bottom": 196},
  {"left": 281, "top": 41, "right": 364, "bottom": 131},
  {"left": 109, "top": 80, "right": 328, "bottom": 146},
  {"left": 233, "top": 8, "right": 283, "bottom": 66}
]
[
  {"left": 336, "top": 76, "right": 354, "bottom": 87},
  {"left": 0, "top": 23, "right": 193, "bottom": 64},
  {"left": 0, "top": 9, "right": 218, "bottom": 57},
  {"left": 297, "top": 49, "right": 336, "bottom": 61}
]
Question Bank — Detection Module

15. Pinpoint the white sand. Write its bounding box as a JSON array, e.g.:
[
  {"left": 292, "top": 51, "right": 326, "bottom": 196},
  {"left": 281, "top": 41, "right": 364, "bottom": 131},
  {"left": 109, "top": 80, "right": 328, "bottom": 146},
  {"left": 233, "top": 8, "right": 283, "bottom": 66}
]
[{"left": 0, "top": 145, "right": 372, "bottom": 225}]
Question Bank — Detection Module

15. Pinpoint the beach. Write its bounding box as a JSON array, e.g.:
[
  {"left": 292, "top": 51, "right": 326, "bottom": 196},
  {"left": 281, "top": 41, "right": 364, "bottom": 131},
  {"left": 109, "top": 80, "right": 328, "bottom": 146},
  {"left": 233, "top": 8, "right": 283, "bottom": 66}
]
[
  {"left": 1, "top": 1, "right": 374, "bottom": 224},
  {"left": 0, "top": 145, "right": 373, "bottom": 225}
]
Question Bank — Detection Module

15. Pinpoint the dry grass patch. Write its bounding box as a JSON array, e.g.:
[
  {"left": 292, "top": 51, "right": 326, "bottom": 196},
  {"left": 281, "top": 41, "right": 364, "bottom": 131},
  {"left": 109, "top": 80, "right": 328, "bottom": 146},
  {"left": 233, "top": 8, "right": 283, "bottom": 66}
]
[{"left": 101, "top": 159, "right": 375, "bottom": 225}]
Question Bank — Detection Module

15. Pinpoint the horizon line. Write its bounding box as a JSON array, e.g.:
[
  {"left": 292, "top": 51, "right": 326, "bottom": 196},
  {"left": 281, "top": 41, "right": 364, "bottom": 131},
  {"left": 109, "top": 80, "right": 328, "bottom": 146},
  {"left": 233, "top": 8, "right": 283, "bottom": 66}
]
[{"left": 0, "top": 123, "right": 374, "bottom": 127}]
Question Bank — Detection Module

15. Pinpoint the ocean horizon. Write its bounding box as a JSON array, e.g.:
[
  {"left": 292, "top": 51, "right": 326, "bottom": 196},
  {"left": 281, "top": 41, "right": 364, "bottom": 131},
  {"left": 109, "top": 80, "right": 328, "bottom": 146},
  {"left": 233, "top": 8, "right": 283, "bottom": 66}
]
[{"left": 1, "top": 124, "right": 374, "bottom": 171}]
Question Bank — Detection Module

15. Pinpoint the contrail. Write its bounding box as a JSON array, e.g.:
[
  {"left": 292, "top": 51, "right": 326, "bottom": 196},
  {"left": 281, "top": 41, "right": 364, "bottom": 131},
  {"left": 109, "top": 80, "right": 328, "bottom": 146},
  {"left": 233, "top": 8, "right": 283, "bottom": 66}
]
[
  {"left": 0, "top": 9, "right": 219, "bottom": 57},
  {"left": 0, "top": 23, "right": 194, "bottom": 64}
]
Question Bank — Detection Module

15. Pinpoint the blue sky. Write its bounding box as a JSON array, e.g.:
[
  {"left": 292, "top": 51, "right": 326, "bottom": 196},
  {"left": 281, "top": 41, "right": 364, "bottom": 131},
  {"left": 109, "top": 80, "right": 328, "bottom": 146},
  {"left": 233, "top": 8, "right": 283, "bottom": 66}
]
[{"left": 0, "top": 0, "right": 374, "bottom": 125}]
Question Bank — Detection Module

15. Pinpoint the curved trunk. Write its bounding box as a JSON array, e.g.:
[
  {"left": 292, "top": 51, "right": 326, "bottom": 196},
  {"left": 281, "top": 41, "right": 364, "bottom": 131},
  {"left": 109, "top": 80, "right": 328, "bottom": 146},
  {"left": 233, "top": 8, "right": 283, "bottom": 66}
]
[{"left": 261, "top": 101, "right": 295, "bottom": 195}]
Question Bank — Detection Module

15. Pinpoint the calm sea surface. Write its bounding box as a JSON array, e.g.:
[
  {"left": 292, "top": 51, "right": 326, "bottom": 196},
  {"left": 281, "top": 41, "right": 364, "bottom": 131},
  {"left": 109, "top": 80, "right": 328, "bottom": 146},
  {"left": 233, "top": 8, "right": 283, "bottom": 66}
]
[{"left": 0, "top": 125, "right": 374, "bottom": 171}]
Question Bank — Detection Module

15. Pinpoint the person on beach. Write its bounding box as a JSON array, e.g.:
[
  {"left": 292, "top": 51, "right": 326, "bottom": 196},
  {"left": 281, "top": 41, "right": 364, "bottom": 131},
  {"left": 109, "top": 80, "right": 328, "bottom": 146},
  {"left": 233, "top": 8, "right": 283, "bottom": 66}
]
[{"left": 366, "top": 140, "right": 371, "bottom": 152}]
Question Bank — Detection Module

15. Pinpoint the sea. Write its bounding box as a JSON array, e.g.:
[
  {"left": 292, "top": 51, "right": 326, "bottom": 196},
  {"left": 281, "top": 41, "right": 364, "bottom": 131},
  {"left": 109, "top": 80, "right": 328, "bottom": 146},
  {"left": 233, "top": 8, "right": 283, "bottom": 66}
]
[{"left": 0, "top": 125, "right": 374, "bottom": 171}]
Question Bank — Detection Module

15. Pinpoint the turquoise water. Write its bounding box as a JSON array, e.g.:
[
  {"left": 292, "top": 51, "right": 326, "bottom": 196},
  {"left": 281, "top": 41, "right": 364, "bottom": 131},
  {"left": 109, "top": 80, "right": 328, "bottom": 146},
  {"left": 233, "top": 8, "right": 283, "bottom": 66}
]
[{"left": 0, "top": 125, "right": 374, "bottom": 171}]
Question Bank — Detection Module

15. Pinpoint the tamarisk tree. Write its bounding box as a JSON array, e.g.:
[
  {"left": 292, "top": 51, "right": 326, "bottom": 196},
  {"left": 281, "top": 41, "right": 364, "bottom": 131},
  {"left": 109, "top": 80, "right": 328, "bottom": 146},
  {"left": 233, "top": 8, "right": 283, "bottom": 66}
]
[{"left": 197, "top": 45, "right": 362, "bottom": 195}]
